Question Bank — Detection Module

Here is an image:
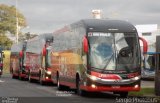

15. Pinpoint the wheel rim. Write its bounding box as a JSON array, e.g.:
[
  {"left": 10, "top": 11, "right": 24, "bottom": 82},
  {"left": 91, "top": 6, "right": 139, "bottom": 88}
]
[
  {"left": 29, "top": 72, "right": 31, "bottom": 81},
  {"left": 57, "top": 78, "right": 60, "bottom": 88}
]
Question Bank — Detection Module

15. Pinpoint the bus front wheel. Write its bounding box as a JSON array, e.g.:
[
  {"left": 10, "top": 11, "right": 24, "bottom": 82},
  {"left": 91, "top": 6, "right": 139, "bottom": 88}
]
[
  {"left": 76, "top": 77, "right": 86, "bottom": 96},
  {"left": 119, "top": 92, "right": 128, "bottom": 98},
  {"left": 29, "top": 71, "right": 33, "bottom": 83},
  {"left": 39, "top": 73, "right": 45, "bottom": 85}
]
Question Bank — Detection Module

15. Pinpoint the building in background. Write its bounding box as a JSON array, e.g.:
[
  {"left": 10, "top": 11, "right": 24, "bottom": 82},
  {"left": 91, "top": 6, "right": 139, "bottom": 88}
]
[{"left": 136, "top": 24, "right": 159, "bottom": 79}]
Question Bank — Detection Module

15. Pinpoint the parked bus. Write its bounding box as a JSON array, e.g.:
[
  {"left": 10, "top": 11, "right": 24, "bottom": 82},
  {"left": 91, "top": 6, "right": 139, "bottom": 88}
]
[
  {"left": 155, "top": 35, "right": 160, "bottom": 96},
  {"left": 50, "top": 19, "right": 147, "bottom": 97},
  {"left": 136, "top": 25, "right": 157, "bottom": 79},
  {"left": 10, "top": 42, "right": 26, "bottom": 79},
  {"left": 25, "top": 33, "right": 54, "bottom": 85},
  {"left": 19, "top": 41, "right": 28, "bottom": 80},
  {"left": 142, "top": 52, "right": 156, "bottom": 79},
  {"left": 0, "top": 48, "right": 4, "bottom": 77}
]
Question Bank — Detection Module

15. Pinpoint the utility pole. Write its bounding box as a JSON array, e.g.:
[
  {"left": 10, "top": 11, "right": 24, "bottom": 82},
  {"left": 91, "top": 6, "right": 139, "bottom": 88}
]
[{"left": 16, "top": 0, "right": 19, "bottom": 43}]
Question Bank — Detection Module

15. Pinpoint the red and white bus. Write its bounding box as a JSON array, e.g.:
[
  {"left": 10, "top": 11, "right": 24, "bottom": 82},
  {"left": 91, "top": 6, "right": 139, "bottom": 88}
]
[
  {"left": 50, "top": 19, "right": 147, "bottom": 97},
  {"left": 25, "top": 33, "right": 54, "bottom": 85},
  {"left": 10, "top": 41, "right": 27, "bottom": 79},
  {"left": 0, "top": 48, "right": 4, "bottom": 77}
]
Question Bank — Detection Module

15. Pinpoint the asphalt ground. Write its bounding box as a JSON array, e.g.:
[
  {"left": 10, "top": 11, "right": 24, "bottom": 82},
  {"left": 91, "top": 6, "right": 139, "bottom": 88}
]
[{"left": 0, "top": 74, "right": 158, "bottom": 103}]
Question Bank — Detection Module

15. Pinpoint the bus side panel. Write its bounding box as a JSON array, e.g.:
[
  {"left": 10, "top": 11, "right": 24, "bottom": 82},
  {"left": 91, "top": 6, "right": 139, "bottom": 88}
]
[
  {"left": 10, "top": 55, "right": 20, "bottom": 77},
  {"left": 26, "top": 52, "right": 41, "bottom": 80},
  {"left": 50, "top": 52, "right": 60, "bottom": 83}
]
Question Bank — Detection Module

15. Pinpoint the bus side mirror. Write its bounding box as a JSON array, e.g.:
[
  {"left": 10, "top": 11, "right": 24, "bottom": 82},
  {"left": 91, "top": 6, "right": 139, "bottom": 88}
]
[
  {"left": 139, "top": 37, "right": 148, "bottom": 53},
  {"left": 42, "top": 47, "right": 46, "bottom": 56},
  {"left": 19, "top": 51, "right": 23, "bottom": 58},
  {"left": 83, "top": 36, "right": 89, "bottom": 53}
]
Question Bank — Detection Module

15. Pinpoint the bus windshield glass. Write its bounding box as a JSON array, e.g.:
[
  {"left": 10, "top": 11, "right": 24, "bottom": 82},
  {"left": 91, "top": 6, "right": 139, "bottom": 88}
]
[
  {"left": 144, "top": 54, "right": 155, "bottom": 70},
  {"left": 47, "top": 46, "right": 52, "bottom": 68},
  {"left": 88, "top": 32, "right": 140, "bottom": 72}
]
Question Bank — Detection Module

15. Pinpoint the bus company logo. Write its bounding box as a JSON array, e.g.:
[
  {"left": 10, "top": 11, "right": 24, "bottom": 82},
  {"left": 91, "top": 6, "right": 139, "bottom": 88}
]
[{"left": 99, "top": 74, "right": 121, "bottom": 80}]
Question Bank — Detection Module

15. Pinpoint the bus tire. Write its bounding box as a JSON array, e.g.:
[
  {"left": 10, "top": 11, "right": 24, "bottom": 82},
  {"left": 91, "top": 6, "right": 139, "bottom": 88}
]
[
  {"left": 119, "top": 92, "right": 128, "bottom": 98},
  {"left": 28, "top": 71, "right": 33, "bottom": 83},
  {"left": 18, "top": 72, "right": 23, "bottom": 80},
  {"left": 76, "top": 76, "right": 86, "bottom": 96},
  {"left": 19, "top": 75, "right": 22, "bottom": 80},
  {"left": 12, "top": 74, "right": 15, "bottom": 79},
  {"left": 57, "top": 74, "right": 64, "bottom": 90},
  {"left": 39, "top": 73, "right": 45, "bottom": 85}
]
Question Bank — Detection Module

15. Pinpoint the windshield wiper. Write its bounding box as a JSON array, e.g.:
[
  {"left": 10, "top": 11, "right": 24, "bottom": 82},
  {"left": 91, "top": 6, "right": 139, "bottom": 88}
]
[{"left": 101, "top": 53, "right": 114, "bottom": 73}]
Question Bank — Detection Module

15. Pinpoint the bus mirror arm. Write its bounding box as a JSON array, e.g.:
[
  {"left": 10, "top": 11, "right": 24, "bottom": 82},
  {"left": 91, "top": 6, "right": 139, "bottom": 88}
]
[
  {"left": 139, "top": 37, "right": 148, "bottom": 54},
  {"left": 83, "top": 36, "right": 89, "bottom": 53},
  {"left": 42, "top": 47, "right": 46, "bottom": 56}
]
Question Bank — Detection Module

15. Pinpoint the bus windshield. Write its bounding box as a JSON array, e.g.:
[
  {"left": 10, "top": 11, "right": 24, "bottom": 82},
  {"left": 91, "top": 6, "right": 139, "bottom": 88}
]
[
  {"left": 47, "top": 46, "right": 52, "bottom": 68},
  {"left": 88, "top": 32, "right": 140, "bottom": 72}
]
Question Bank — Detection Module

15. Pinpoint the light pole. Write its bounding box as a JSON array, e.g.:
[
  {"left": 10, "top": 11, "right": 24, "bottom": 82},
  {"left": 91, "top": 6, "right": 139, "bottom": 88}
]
[{"left": 16, "top": 0, "right": 19, "bottom": 43}]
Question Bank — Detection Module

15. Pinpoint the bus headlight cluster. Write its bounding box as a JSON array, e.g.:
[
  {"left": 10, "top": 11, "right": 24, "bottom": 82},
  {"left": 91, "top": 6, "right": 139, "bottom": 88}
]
[
  {"left": 88, "top": 75, "right": 100, "bottom": 81},
  {"left": 134, "top": 84, "right": 139, "bottom": 88},
  {"left": 131, "top": 76, "right": 141, "bottom": 81},
  {"left": 90, "top": 76, "right": 98, "bottom": 81},
  {"left": 46, "top": 71, "right": 52, "bottom": 75},
  {"left": 91, "top": 84, "right": 97, "bottom": 88}
]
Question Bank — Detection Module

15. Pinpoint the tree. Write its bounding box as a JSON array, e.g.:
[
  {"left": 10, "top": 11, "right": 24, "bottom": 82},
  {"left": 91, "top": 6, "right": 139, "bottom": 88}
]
[
  {"left": 0, "top": 4, "right": 27, "bottom": 49},
  {"left": 0, "top": 34, "right": 13, "bottom": 50},
  {"left": 0, "top": 4, "right": 26, "bottom": 34}
]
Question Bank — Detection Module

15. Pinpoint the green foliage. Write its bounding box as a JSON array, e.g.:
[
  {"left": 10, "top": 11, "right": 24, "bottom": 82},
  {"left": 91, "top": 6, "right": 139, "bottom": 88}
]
[
  {"left": 0, "top": 34, "right": 13, "bottom": 49},
  {"left": 0, "top": 4, "right": 26, "bottom": 35},
  {"left": 129, "top": 88, "right": 155, "bottom": 96},
  {"left": 0, "top": 4, "right": 26, "bottom": 49}
]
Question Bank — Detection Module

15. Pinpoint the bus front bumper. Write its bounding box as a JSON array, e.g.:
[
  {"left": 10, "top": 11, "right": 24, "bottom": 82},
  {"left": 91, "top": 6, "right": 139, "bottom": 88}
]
[
  {"left": 80, "top": 85, "right": 140, "bottom": 92},
  {"left": 80, "top": 73, "right": 141, "bottom": 92}
]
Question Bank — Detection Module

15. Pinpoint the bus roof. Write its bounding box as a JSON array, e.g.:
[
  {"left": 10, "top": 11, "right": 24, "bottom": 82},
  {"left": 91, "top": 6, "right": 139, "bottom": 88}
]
[
  {"left": 11, "top": 42, "right": 24, "bottom": 53},
  {"left": 73, "top": 19, "right": 137, "bottom": 33},
  {"left": 26, "top": 33, "right": 53, "bottom": 54}
]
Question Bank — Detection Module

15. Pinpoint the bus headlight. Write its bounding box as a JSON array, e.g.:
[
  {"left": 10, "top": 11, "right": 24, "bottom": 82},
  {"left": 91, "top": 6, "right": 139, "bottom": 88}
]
[
  {"left": 90, "top": 76, "right": 98, "bottom": 81},
  {"left": 91, "top": 84, "right": 97, "bottom": 88},
  {"left": 134, "top": 84, "right": 139, "bottom": 88},
  {"left": 88, "top": 75, "right": 100, "bottom": 81},
  {"left": 131, "top": 76, "right": 141, "bottom": 81},
  {"left": 46, "top": 71, "right": 52, "bottom": 75}
]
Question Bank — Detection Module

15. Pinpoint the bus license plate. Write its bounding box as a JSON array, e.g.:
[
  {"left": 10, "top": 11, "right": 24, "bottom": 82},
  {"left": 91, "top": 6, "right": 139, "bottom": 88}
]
[{"left": 112, "top": 86, "right": 120, "bottom": 88}]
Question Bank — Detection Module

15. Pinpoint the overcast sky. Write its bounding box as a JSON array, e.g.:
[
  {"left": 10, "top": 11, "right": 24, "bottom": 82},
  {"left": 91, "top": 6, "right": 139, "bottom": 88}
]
[{"left": 1, "top": 0, "right": 160, "bottom": 34}]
